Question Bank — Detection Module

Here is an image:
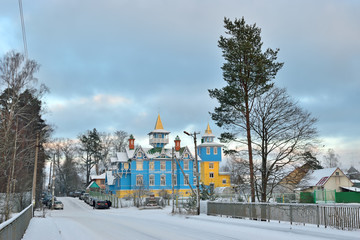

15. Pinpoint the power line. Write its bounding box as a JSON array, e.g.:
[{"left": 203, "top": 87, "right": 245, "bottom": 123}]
[{"left": 18, "top": 0, "right": 28, "bottom": 59}]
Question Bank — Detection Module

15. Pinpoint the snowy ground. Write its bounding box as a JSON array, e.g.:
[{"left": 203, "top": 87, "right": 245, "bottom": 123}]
[{"left": 22, "top": 197, "right": 359, "bottom": 240}]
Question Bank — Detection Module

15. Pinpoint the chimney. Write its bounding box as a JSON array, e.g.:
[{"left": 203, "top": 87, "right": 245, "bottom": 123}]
[
  {"left": 129, "top": 134, "right": 135, "bottom": 150},
  {"left": 174, "top": 135, "right": 181, "bottom": 151}
]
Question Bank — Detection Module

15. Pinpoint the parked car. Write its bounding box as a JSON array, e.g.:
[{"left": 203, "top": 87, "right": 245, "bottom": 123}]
[
  {"left": 74, "top": 191, "right": 82, "bottom": 198},
  {"left": 42, "top": 195, "right": 56, "bottom": 207},
  {"left": 89, "top": 197, "right": 97, "bottom": 207},
  {"left": 82, "top": 193, "right": 90, "bottom": 202},
  {"left": 94, "top": 200, "right": 109, "bottom": 209},
  {"left": 53, "top": 201, "right": 64, "bottom": 210}
]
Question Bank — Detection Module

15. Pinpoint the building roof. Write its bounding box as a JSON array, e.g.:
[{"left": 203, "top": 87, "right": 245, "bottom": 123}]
[
  {"left": 340, "top": 186, "right": 360, "bottom": 192},
  {"left": 90, "top": 173, "right": 106, "bottom": 180},
  {"left": 299, "top": 167, "right": 338, "bottom": 187},
  {"left": 154, "top": 114, "right": 164, "bottom": 130},
  {"left": 86, "top": 181, "right": 100, "bottom": 189},
  {"left": 202, "top": 123, "right": 215, "bottom": 138}
]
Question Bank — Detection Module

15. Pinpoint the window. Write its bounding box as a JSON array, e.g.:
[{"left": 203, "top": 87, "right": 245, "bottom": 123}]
[
  {"left": 206, "top": 147, "right": 210, "bottom": 155},
  {"left": 209, "top": 162, "right": 214, "bottom": 169},
  {"left": 100, "top": 180, "right": 105, "bottom": 184},
  {"left": 172, "top": 174, "right": 177, "bottom": 186},
  {"left": 336, "top": 172, "right": 339, "bottom": 176},
  {"left": 123, "top": 163, "right": 129, "bottom": 170},
  {"left": 214, "top": 147, "right": 218, "bottom": 155},
  {"left": 149, "top": 161, "right": 154, "bottom": 171},
  {"left": 136, "top": 160, "right": 143, "bottom": 170},
  {"left": 184, "top": 160, "right": 189, "bottom": 170},
  {"left": 160, "top": 175, "right": 166, "bottom": 186},
  {"left": 137, "top": 152, "right": 142, "bottom": 158},
  {"left": 193, "top": 177, "right": 197, "bottom": 186},
  {"left": 149, "top": 175, "right": 155, "bottom": 186},
  {"left": 209, "top": 172, "right": 214, "bottom": 178},
  {"left": 184, "top": 174, "right": 189, "bottom": 185},
  {"left": 160, "top": 161, "right": 166, "bottom": 171},
  {"left": 172, "top": 161, "right": 177, "bottom": 170},
  {"left": 184, "top": 153, "right": 189, "bottom": 158},
  {"left": 136, "top": 175, "right": 143, "bottom": 186},
  {"left": 222, "top": 179, "right": 227, "bottom": 184}
]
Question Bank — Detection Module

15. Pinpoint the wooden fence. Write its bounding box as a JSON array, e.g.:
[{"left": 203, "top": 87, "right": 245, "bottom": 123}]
[{"left": 207, "top": 202, "right": 360, "bottom": 230}]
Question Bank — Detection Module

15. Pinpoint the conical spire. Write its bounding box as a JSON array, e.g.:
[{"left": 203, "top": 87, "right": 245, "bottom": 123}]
[
  {"left": 205, "top": 123, "right": 212, "bottom": 134},
  {"left": 154, "top": 114, "right": 164, "bottom": 130}
]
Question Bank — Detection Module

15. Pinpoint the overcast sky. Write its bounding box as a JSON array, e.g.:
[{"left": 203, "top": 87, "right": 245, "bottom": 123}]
[{"left": 1, "top": 0, "right": 359, "bottom": 169}]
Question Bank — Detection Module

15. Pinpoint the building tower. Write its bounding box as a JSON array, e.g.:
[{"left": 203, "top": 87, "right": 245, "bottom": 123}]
[
  {"left": 198, "top": 123, "right": 230, "bottom": 188},
  {"left": 148, "top": 114, "right": 170, "bottom": 148}
]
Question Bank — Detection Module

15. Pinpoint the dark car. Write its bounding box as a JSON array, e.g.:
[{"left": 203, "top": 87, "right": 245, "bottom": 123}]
[{"left": 94, "top": 200, "right": 109, "bottom": 209}]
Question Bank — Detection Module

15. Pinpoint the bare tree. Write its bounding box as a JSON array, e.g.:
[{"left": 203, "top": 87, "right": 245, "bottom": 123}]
[
  {"left": 113, "top": 130, "right": 129, "bottom": 153},
  {"left": 0, "top": 51, "right": 49, "bottom": 221},
  {"left": 323, "top": 148, "right": 340, "bottom": 168},
  {"left": 99, "top": 132, "right": 113, "bottom": 171},
  {"left": 250, "top": 87, "right": 318, "bottom": 202}
]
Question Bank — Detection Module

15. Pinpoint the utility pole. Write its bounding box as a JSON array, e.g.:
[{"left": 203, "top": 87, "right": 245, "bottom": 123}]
[
  {"left": 172, "top": 147, "right": 175, "bottom": 214},
  {"left": 31, "top": 133, "right": 39, "bottom": 215},
  {"left": 184, "top": 131, "right": 200, "bottom": 215},
  {"left": 51, "top": 154, "right": 55, "bottom": 209}
]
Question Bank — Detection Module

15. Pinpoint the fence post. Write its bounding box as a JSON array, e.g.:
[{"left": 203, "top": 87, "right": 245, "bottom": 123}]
[
  {"left": 324, "top": 206, "right": 327, "bottom": 228},
  {"left": 316, "top": 205, "right": 320, "bottom": 227},
  {"left": 290, "top": 204, "right": 293, "bottom": 225}
]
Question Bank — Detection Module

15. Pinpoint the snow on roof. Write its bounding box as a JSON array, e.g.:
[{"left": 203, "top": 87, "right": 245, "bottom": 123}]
[
  {"left": 116, "top": 152, "right": 129, "bottom": 162},
  {"left": 106, "top": 171, "right": 115, "bottom": 186},
  {"left": 198, "top": 142, "right": 223, "bottom": 147},
  {"left": 299, "top": 168, "right": 337, "bottom": 187},
  {"left": 340, "top": 186, "right": 360, "bottom": 192},
  {"left": 90, "top": 173, "right": 105, "bottom": 180},
  {"left": 351, "top": 179, "right": 360, "bottom": 183}
]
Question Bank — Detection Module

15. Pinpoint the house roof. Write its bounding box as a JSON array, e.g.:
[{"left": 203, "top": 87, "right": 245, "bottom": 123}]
[
  {"left": 299, "top": 167, "right": 338, "bottom": 187},
  {"left": 86, "top": 181, "right": 100, "bottom": 189},
  {"left": 90, "top": 173, "right": 106, "bottom": 180},
  {"left": 340, "top": 186, "right": 360, "bottom": 192}
]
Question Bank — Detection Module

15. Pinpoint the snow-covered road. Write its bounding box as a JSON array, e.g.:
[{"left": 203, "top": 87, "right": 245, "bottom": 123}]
[{"left": 22, "top": 197, "right": 359, "bottom": 240}]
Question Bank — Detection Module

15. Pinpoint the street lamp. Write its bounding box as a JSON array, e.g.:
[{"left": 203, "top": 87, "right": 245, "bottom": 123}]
[{"left": 183, "top": 130, "right": 200, "bottom": 215}]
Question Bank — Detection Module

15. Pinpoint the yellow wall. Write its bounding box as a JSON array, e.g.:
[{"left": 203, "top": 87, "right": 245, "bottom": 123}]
[
  {"left": 200, "top": 161, "right": 230, "bottom": 188},
  {"left": 95, "top": 179, "right": 106, "bottom": 189}
]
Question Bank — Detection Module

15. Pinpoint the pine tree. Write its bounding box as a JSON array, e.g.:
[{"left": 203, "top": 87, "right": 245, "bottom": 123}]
[{"left": 209, "top": 17, "right": 283, "bottom": 202}]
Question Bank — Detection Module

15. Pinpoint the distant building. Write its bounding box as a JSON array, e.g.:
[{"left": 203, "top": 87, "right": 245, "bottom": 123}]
[
  {"left": 90, "top": 173, "right": 106, "bottom": 190},
  {"left": 105, "top": 115, "right": 231, "bottom": 198},
  {"left": 198, "top": 123, "right": 230, "bottom": 189},
  {"left": 106, "top": 115, "right": 196, "bottom": 198},
  {"left": 297, "top": 167, "right": 353, "bottom": 193}
]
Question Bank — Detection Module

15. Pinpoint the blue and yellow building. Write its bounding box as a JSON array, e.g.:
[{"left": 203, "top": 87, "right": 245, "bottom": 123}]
[
  {"left": 198, "top": 124, "right": 231, "bottom": 189},
  {"left": 105, "top": 115, "right": 230, "bottom": 198}
]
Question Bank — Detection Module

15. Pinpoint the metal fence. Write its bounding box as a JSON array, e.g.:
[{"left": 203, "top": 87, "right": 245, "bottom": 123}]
[
  {"left": 0, "top": 204, "right": 33, "bottom": 240},
  {"left": 207, "top": 202, "right": 360, "bottom": 230}
]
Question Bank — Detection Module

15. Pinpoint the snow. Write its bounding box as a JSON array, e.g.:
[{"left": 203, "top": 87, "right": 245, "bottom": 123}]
[
  {"left": 21, "top": 197, "right": 359, "bottom": 240},
  {"left": 116, "top": 152, "right": 128, "bottom": 162},
  {"left": 105, "top": 171, "right": 115, "bottom": 185},
  {"left": 341, "top": 186, "right": 360, "bottom": 192},
  {"left": 300, "top": 168, "right": 337, "bottom": 187},
  {"left": 90, "top": 173, "right": 106, "bottom": 180}
]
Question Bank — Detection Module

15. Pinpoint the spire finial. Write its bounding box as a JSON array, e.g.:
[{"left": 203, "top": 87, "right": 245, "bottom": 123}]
[
  {"left": 205, "top": 123, "right": 212, "bottom": 134},
  {"left": 154, "top": 114, "right": 164, "bottom": 130}
]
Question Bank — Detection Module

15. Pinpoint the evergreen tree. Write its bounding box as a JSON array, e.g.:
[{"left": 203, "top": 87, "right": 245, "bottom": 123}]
[{"left": 209, "top": 17, "right": 283, "bottom": 202}]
